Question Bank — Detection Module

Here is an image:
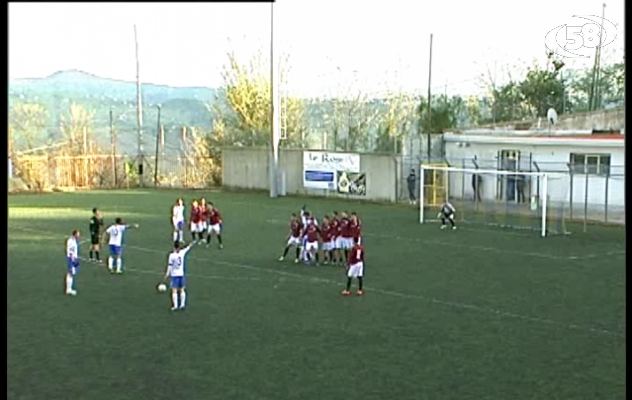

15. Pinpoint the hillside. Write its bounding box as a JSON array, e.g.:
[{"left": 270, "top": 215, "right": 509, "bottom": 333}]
[{"left": 8, "top": 70, "right": 224, "bottom": 155}]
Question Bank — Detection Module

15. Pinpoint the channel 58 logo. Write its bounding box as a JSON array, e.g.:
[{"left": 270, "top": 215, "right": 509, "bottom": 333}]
[{"left": 545, "top": 15, "right": 618, "bottom": 58}]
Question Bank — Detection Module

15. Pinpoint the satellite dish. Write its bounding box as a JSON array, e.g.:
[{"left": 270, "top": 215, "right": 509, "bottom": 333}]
[{"left": 547, "top": 108, "right": 558, "bottom": 126}]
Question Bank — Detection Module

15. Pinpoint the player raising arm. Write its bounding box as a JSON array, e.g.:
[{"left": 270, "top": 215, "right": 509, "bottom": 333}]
[
  {"left": 206, "top": 202, "right": 224, "bottom": 249},
  {"left": 172, "top": 198, "right": 185, "bottom": 245},
  {"left": 89, "top": 208, "right": 104, "bottom": 263},
  {"left": 279, "top": 213, "right": 303, "bottom": 263},
  {"left": 341, "top": 237, "right": 364, "bottom": 296},
  {"left": 65, "top": 230, "right": 81, "bottom": 296},
  {"left": 103, "top": 218, "right": 140, "bottom": 274},
  {"left": 162, "top": 241, "right": 194, "bottom": 311},
  {"left": 438, "top": 200, "right": 457, "bottom": 230},
  {"left": 303, "top": 220, "right": 321, "bottom": 266}
]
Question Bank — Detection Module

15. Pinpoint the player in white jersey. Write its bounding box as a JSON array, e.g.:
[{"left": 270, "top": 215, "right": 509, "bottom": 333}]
[
  {"left": 438, "top": 200, "right": 457, "bottom": 230},
  {"left": 104, "top": 218, "right": 140, "bottom": 274},
  {"left": 300, "top": 210, "right": 317, "bottom": 261},
  {"left": 162, "top": 241, "right": 194, "bottom": 311},
  {"left": 65, "top": 230, "right": 81, "bottom": 296},
  {"left": 172, "top": 198, "right": 185, "bottom": 244}
]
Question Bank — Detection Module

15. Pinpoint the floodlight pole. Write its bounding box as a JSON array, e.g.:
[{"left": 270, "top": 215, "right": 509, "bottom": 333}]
[
  {"left": 134, "top": 24, "right": 144, "bottom": 187},
  {"left": 154, "top": 105, "right": 161, "bottom": 186},
  {"left": 270, "top": 3, "right": 281, "bottom": 197}
]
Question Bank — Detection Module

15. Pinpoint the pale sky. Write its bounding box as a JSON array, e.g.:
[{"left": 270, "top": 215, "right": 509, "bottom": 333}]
[{"left": 9, "top": 1, "right": 625, "bottom": 98}]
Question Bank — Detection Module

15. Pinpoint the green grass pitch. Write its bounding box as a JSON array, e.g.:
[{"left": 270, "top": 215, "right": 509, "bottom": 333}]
[{"left": 8, "top": 189, "right": 625, "bottom": 400}]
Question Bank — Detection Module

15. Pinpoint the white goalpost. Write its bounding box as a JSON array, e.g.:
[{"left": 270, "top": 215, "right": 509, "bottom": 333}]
[{"left": 419, "top": 165, "right": 550, "bottom": 237}]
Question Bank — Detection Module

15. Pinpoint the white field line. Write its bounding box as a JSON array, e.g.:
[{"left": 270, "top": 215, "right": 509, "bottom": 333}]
[
  {"left": 9, "top": 225, "right": 625, "bottom": 339},
  {"left": 73, "top": 256, "right": 268, "bottom": 283}
]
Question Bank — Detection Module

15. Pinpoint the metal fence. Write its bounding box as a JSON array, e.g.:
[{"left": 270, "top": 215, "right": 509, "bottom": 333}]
[{"left": 11, "top": 154, "right": 220, "bottom": 190}]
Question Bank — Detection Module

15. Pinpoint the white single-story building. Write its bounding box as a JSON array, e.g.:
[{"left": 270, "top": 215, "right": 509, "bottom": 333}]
[{"left": 442, "top": 130, "right": 625, "bottom": 208}]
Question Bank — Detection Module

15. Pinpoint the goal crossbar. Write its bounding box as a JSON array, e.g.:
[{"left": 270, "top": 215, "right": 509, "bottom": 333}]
[{"left": 419, "top": 165, "right": 549, "bottom": 237}]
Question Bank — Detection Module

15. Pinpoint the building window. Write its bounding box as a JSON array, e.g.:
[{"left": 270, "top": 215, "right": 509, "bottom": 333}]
[{"left": 570, "top": 153, "right": 611, "bottom": 175}]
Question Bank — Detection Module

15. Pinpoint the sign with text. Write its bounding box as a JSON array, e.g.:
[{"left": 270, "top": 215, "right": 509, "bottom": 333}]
[{"left": 303, "top": 151, "right": 360, "bottom": 190}]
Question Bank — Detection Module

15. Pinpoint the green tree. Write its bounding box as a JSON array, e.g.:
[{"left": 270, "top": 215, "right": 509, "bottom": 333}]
[
  {"left": 519, "top": 55, "right": 565, "bottom": 117},
  {"left": 215, "top": 47, "right": 307, "bottom": 148},
  {"left": 374, "top": 91, "right": 415, "bottom": 153}
]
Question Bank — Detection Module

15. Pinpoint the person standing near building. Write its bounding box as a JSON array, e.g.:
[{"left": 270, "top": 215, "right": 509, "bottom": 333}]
[
  {"left": 407, "top": 169, "right": 417, "bottom": 204},
  {"left": 472, "top": 173, "right": 482, "bottom": 202}
]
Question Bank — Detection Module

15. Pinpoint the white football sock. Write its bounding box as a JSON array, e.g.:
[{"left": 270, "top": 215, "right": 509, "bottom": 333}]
[
  {"left": 179, "top": 231, "right": 183, "bottom": 242},
  {"left": 173, "top": 231, "right": 178, "bottom": 242},
  {"left": 108, "top": 257, "right": 113, "bottom": 270},
  {"left": 180, "top": 290, "right": 186, "bottom": 308},
  {"left": 116, "top": 258, "right": 122, "bottom": 272},
  {"left": 172, "top": 292, "right": 178, "bottom": 309},
  {"left": 65, "top": 274, "right": 73, "bottom": 292}
]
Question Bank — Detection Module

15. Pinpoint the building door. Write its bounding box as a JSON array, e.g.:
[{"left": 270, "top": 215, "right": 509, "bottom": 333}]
[{"left": 497, "top": 150, "right": 520, "bottom": 201}]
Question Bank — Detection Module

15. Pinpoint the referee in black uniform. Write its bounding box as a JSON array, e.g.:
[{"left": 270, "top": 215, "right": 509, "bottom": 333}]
[{"left": 89, "top": 208, "right": 104, "bottom": 263}]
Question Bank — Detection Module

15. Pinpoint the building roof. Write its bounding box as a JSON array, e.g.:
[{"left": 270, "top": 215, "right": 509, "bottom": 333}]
[{"left": 443, "top": 130, "right": 624, "bottom": 148}]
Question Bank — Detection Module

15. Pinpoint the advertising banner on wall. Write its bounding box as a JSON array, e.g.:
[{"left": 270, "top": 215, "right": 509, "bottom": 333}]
[
  {"left": 303, "top": 151, "right": 360, "bottom": 190},
  {"left": 337, "top": 172, "right": 366, "bottom": 196}
]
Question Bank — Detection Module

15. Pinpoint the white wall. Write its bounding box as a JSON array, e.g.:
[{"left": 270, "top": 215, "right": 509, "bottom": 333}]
[{"left": 443, "top": 136, "right": 625, "bottom": 207}]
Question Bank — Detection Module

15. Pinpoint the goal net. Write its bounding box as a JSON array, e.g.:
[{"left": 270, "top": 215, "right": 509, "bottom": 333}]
[{"left": 419, "top": 165, "right": 568, "bottom": 237}]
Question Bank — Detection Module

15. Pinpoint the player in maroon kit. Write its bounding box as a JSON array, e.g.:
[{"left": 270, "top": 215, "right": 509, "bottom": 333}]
[
  {"left": 279, "top": 213, "right": 303, "bottom": 263},
  {"left": 350, "top": 212, "right": 362, "bottom": 245},
  {"left": 206, "top": 202, "right": 224, "bottom": 249},
  {"left": 303, "top": 220, "right": 321, "bottom": 266},
  {"left": 342, "top": 237, "right": 365, "bottom": 296},
  {"left": 331, "top": 211, "right": 342, "bottom": 264},
  {"left": 320, "top": 215, "right": 335, "bottom": 264},
  {"left": 339, "top": 211, "right": 353, "bottom": 262},
  {"left": 189, "top": 199, "right": 202, "bottom": 243},
  {"left": 198, "top": 198, "right": 208, "bottom": 244}
]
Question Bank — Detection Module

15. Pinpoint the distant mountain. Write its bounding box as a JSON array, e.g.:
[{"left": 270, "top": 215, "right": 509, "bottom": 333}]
[
  {"left": 8, "top": 70, "right": 224, "bottom": 155},
  {"left": 9, "top": 69, "right": 219, "bottom": 105}
]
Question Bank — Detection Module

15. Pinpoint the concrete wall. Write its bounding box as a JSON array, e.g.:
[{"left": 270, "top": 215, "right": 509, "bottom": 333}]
[
  {"left": 474, "top": 108, "right": 625, "bottom": 132},
  {"left": 222, "top": 147, "right": 270, "bottom": 190},
  {"left": 223, "top": 147, "right": 400, "bottom": 202}
]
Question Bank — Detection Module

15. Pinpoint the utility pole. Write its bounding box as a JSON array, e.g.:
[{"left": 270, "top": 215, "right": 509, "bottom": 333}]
[
  {"left": 561, "top": 70, "right": 566, "bottom": 114},
  {"left": 110, "top": 110, "right": 117, "bottom": 187},
  {"left": 426, "top": 33, "right": 433, "bottom": 162},
  {"left": 134, "top": 24, "right": 144, "bottom": 186},
  {"left": 154, "top": 105, "right": 161, "bottom": 186},
  {"left": 589, "top": 3, "right": 606, "bottom": 111}
]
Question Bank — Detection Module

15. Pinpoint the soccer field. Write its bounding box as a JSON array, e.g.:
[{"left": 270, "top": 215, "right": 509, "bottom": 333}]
[{"left": 8, "top": 189, "right": 625, "bottom": 400}]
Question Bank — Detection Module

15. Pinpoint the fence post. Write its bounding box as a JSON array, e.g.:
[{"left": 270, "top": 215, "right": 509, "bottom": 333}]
[
  {"left": 461, "top": 159, "right": 465, "bottom": 222},
  {"left": 181, "top": 127, "right": 187, "bottom": 188},
  {"left": 604, "top": 168, "right": 610, "bottom": 223},
  {"left": 568, "top": 163, "right": 573, "bottom": 221},
  {"left": 83, "top": 127, "right": 88, "bottom": 187},
  {"left": 583, "top": 169, "right": 589, "bottom": 233}
]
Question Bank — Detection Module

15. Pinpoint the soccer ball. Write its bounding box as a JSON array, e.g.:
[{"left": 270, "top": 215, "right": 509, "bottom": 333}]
[{"left": 157, "top": 283, "right": 167, "bottom": 293}]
